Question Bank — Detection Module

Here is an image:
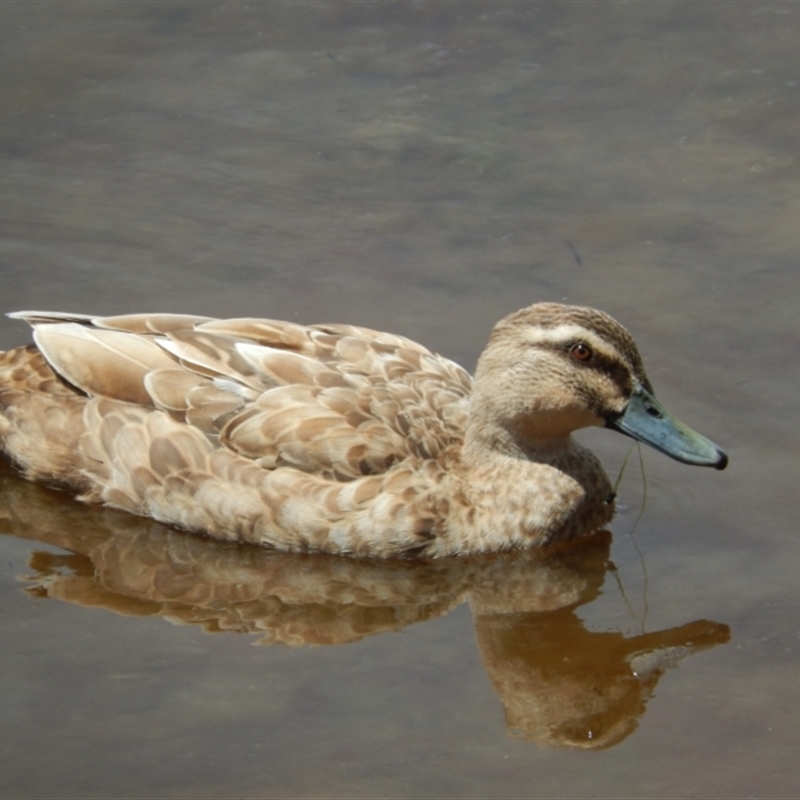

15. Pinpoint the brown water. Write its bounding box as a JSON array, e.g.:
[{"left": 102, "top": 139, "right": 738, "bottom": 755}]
[{"left": 1, "top": 2, "right": 798, "bottom": 797}]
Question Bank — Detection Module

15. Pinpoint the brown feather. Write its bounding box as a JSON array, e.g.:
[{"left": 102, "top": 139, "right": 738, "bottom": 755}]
[
  {"left": 34, "top": 324, "right": 175, "bottom": 405},
  {"left": 0, "top": 304, "right": 723, "bottom": 557}
]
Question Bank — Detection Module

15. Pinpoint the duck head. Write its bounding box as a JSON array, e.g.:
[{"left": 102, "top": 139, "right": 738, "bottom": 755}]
[{"left": 466, "top": 303, "right": 728, "bottom": 470}]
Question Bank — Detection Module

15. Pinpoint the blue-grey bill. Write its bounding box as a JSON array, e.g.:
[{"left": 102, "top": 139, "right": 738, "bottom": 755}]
[{"left": 607, "top": 385, "right": 728, "bottom": 470}]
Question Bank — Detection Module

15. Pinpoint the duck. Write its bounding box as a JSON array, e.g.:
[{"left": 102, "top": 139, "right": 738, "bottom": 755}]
[{"left": 0, "top": 303, "right": 727, "bottom": 558}]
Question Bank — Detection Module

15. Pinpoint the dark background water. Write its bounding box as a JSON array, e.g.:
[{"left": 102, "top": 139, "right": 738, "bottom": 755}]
[{"left": 1, "top": 2, "right": 798, "bottom": 797}]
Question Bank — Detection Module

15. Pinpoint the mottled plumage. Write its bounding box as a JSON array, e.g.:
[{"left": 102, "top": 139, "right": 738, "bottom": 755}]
[{"left": 0, "top": 303, "right": 727, "bottom": 557}]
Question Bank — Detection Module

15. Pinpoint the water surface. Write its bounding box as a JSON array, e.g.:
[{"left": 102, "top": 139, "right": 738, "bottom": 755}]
[{"left": 1, "top": 2, "right": 798, "bottom": 797}]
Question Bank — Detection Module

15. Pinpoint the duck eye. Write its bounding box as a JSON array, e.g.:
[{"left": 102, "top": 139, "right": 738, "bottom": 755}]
[{"left": 570, "top": 342, "right": 593, "bottom": 362}]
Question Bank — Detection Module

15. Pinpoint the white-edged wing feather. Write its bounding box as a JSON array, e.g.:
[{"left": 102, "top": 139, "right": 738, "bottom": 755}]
[{"left": 9, "top": 311, "right": 472, "bottom": 480}]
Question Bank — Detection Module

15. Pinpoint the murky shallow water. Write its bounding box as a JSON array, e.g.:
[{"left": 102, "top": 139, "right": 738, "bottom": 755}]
[{"left": 1, "top": 2, "right": 799, "bottom": 797}]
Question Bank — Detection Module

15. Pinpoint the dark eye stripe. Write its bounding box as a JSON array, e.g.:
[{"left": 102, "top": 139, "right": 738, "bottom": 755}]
[{"left": 544, "top": 341, "right": 634, "bottom": 398}]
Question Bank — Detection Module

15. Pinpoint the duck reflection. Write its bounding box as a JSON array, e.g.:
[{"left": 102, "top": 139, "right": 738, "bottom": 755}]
[{"left": 1, "top": 460, "right": 728, "bottom": 749}]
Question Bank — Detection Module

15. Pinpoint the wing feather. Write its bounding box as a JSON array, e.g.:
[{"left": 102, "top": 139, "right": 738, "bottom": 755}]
[
  {"left": 144, "top": 368, "right": 207, "bottom": 412},
  {"left": 92, "top": 313, "right": 216, "bottom": 334},
  {"left": 197, "top": 318, "right": 312, "bottom": 351},
  {"left": 6, "top": 309, "right": 473, "bottom": 489},
  {"left": 33, "top": 324, "right": 176, "bottom": 405},
  {"left": 235, "top": 344, "right": 351, "bottom": 389},
  {"left": 157, "top": 331, "right": 265, "bottom": 390},
  {"left": 8, "top": 310, "right": 97, "bottom": 325}
]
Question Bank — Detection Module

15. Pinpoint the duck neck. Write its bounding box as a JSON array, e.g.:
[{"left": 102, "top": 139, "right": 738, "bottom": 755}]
[
  {"left": 462, "top": 409, "right": 583, "bottom": 469},
  {"left": 458, "top": 403, "right": 615, "bottom": 548}
]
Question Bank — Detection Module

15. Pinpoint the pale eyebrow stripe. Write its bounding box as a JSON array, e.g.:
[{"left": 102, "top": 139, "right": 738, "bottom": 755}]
[
  {"left": 520, "top": 323, "right": 594, "bottom": 344},
  {"left": 520, "top": 324, "right": 621, "bottom": 360}
]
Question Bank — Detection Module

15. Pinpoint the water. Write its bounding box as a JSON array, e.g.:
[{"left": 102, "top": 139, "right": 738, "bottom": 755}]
[{"left": 1, "top": 2, "right": 798, "bottom": 797}]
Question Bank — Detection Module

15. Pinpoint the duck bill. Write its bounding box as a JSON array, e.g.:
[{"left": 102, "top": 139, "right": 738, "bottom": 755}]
[{"left": 606, "top": 385, "right": 728, "bottom": 470}]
